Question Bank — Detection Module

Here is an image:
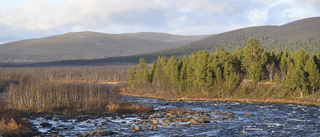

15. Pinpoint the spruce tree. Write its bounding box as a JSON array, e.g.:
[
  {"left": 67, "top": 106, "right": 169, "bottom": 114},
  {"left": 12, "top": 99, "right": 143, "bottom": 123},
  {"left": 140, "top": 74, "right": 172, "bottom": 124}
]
[
  {"left": 127, "top": 66, "right": 137, "bottom": 88},
  {"left": 154, "top": 56, "right": 168, "bottom": 87},
  {"left": 149, "top": 60, "right": 156, "bottom": 83},
  {"left": 180, "top": 52, "right": 190, "bottom": 92},
  {"left": 194, "top": 50, "right": 210, "bottom": 93},
  {"left": 284, "top": 49, "right": 308, "bottom": 98},
  {"left": 243, "top": 37, "right": 267, "bottom": 82},
  {"left": 304, "top": 54, "right": 320, "bottom": 94},
  {"left": 165, "top": 56, "right": 180, "bottom": 92},
  {"left": 280, "top": 49, "right": 289, "bottom": 80},
  {"left": 136, "top": 58, "right": 149, "bottom": 85},
  {"left": 234, "top": 46, "right": 244, "bottom": 76}
]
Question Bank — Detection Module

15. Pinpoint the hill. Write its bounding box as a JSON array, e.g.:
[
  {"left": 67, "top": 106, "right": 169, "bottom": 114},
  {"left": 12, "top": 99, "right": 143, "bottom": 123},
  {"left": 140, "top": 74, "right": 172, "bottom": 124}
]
[
  {"left": 1, "top": 17, "right": 320, "bottom": 67},
  {"left": 66, "top": 16, "right": 320, "bottom": 65},
  {"left": 0, "top": 31, "right": 210, "bottom": 63}
]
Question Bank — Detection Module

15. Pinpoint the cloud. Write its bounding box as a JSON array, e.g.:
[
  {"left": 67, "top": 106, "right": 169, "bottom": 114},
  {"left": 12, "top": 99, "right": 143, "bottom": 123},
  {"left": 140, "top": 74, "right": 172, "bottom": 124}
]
[{"left": 0, "top": 0, "right": 319, "bottom": 43}]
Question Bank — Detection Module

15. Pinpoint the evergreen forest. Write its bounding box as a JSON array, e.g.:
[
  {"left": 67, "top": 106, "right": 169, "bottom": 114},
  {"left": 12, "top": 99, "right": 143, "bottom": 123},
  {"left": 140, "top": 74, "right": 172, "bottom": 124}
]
[{"left": 127, "top": 38, "right": 320, "bottom": 100}]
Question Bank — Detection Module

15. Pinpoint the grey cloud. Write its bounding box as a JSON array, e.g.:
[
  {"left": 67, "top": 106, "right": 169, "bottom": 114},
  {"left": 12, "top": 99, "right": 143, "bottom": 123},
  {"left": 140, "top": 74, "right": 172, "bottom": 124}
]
[
  {"left": 0, "top": 0, "right": 319, "bottom": 43},
  {"left": 109, "top": 8, "right": 167, "bottom": 28}
]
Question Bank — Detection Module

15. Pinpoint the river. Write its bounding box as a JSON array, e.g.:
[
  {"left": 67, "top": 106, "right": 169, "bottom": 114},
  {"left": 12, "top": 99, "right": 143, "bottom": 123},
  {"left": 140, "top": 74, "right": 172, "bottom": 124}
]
[{"left": 25, "top": 95, "right": 320, "bottom": 136}]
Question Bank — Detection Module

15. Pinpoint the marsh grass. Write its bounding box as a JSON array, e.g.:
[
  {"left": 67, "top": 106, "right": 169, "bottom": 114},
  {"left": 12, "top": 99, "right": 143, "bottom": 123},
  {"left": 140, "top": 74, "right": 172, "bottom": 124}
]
[
  {"left": 0, "top": 66, "right": 155, "bottom": 136},
  {"left": 5, "top": 78, "right": 111, "bottom": 112}
]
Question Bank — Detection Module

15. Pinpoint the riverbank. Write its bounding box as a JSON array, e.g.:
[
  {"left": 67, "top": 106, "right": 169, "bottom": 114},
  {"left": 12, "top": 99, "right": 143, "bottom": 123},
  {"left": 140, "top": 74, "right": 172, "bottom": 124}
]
[
  {"left": 18, "top": 94, "right": 320, "bottom": 136},
  {"left": 119, "top": 90, "right": 320, "bottom": 106}
]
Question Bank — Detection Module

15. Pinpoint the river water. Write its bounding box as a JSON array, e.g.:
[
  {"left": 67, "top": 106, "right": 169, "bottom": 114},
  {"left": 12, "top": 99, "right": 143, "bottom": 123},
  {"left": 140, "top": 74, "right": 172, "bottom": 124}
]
[{"left": 26, "top": 95, "right": 320, "bottom": 136}]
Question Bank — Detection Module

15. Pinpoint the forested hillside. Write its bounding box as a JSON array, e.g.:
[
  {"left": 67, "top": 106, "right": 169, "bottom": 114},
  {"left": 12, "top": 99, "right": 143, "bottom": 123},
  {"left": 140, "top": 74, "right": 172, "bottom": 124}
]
[
  {"left": 127, "top": 38, "right": 320, "bottom": 99},
  {"left": 147, "top": 17, "right": 320, "bottom": 58},
  {"left": 0, "top": 31, "right": 210, "bottom": 63},
  {"left": 2, "top": 17, "right": 319, "bottom": 67}
]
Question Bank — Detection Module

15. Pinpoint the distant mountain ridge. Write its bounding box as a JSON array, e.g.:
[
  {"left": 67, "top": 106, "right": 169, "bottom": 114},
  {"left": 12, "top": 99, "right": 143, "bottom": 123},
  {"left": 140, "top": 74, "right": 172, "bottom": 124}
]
[
  {"left": 125, "top": 16, "right": 320, "bottom": 61},
  {"left": 1, "top": 17, "right": 320, "bottom": 67},
  {"left": 0, "top": 31, "right": 211, "bottom": 63}
]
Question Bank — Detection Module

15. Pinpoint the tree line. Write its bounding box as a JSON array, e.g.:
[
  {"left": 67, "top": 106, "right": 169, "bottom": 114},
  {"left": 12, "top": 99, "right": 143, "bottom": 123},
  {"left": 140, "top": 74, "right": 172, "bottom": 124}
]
[{"left": 127, "top": 37, "right": 320, "bottom": 98}]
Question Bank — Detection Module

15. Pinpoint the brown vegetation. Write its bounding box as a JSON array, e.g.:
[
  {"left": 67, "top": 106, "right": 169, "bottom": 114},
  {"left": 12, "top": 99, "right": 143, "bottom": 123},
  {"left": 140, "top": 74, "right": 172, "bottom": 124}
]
[{"left": 0, "top": 65, "right": 154, "bottom": 136}]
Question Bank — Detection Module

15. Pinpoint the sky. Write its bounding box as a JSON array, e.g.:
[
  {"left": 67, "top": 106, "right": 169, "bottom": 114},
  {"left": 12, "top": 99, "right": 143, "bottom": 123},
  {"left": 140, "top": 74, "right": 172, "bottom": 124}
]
[{"left": 0, "top": 0, "right": 319, "bottom": 43}]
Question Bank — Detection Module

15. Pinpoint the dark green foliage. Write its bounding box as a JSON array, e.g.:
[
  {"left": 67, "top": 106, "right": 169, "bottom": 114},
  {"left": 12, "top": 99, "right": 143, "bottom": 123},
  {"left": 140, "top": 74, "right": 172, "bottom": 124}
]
[
  {"left": 128, "top": 38, "right": 320, "bottom": 98},
  {"left": 136, "top": 58, "right": 149, "bottom": 85},
  {"left": 127, "top": 66, "right": 137, "bottom": 87},
  {"left": 304, "top": 54, "right": 320, "bottom": 94},
  {"left": 243, "top": 38, "right": 268, "bottom": 82}
]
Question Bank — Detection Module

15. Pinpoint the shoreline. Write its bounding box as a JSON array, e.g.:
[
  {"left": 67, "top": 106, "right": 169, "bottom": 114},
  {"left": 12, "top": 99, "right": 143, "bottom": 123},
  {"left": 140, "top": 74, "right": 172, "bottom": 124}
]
[{"left": 118, "top": 91, "right": 320, "bottom": 106}]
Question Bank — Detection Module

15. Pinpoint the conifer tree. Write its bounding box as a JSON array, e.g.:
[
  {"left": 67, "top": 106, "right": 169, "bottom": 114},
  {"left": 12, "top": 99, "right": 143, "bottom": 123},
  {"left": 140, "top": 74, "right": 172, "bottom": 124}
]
[
  {"left": 285, "top": 49, "right": 308, "bottom": 98},
  {"left": 136, "top": 58, "right": 149, "bottom": 85},
  {"left": 224, "top": 62, "right": 240, "bottom": 95},
  {"left": 234, "top": 46, "right": 244, "bottom": 76},
  {"left": 304, "top": 54, "right": 320, "bottom": 94},
  {"left": 165, "top": 56, "right": 180, "bottom": 92},
  {"left": 243, "top": 37, "right": 267, "bottom": 82},
  {"left": 215, "top": 66, "right": 222, "bottom": 85},
  {"left": 180, "top": 52, "right": 190, "bottom": 92},
  {"left": 280, "top": 49, "right": 290, "bottom": 80},
  {"left": 154, "top": 56, "right": 167, "bottom": 88},
  {"left": 149, "top": 60, "right": 156, "bottom": 83},
  {"left": 194, "top": 50, "right": 210, "bottom": 93},
  {"left": 127, "top": 66, "right": 137, "bottom": 88}
]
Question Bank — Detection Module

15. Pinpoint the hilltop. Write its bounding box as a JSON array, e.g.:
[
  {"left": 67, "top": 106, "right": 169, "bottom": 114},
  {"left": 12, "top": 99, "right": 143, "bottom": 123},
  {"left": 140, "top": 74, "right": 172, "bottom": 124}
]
[
  {"left": 0, "top": 32, "right": 210, "bottom": 63},
  {"left": 1, "top": 17, "right": 320, "bottom": 66}
]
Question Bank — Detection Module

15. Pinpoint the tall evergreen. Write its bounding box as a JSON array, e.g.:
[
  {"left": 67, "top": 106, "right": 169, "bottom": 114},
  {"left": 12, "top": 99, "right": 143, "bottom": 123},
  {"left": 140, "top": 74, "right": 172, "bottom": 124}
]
[
  {"left": 234, "top": 46, "right": 244, "bottom": 76},
  {"left": 284, "top": 49, "right": 308, "bottom": 98},
  {"left": 154, "top": 56, "right": 167, "bottom": 88},
  {"left": 149, "top": 60, "right": 156, "bottom": 83},
  {"left": 136, "top": 58, "right": 149, "bottom": 85},
  {"left": 165, "top": 56, "right": 180, "bottom": 92},
  {"left": 194, "top": 50, "right": 210, "bottom": 93},
  {"left": 304, "top": 54, "right": 320, "bottom": 94},
  {"left": 280, "top": 49, "right": 290, "bottom": 80},
  {"left": 180, "top": 52, "right": 190, "bottom": 92},
  {"left": 243, "top": 37, "right": 267, "bottom": 82},
  {"left": 224, "top": 62, "right": 240, "bottom": 96},
  {"left": 127, "top": 66, "right": 137, "bottom": 88}
]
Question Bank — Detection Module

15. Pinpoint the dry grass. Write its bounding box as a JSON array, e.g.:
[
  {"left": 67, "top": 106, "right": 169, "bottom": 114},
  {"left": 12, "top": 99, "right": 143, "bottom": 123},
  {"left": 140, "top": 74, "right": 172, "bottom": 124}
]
[
  {"left": 0, "top": 117, "right": 33, "bottom": 136},
  {"left": 0, "top": 118, "right": 21, "bottom": 133},
  {"left": 0, "top": 66, "right": 155, "bottom": 136},
  {"left": 5, "top": 80, "right": 111, "bottom": 111}
]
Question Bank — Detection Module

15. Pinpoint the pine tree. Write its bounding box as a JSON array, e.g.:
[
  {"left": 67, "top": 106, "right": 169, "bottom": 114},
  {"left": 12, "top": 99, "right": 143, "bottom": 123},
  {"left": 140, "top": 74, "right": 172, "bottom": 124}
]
[
  {"left": 224, "top": 62, "right": 240, "bottom": 96},
  {"left": 234, "top": 46, "right": 244, "bottom": 76},
  {"left": 215, "top": 66, "right": 222, "bottom": 85},
  {"left": 154, "top": 56, "right": 168, "bottom": 88},
  {"left": 127, "top": 66, "right": 137, "bottom": 88},
  {"left": 180, "top": 52, "right": 190, "bottom": 92},
  {"left": 304, "top": 54, "right": 320, "bottom": 94},
  {"left": 280, "top": 49, "right": 289, "bottom": 80},
  {"left": 284, "top": 49, "right": 308, "bottom": 98},
  {"left": 165, "top": 56, "right": 180, "bottom": 92},
  {"left": 243, "top": 37, "right": 267, "bottom": 82},
  {"left": 136, "top": 58, "right": 149, "bottom": 85},
  {"left": 194, "top": 50, "right": 210, "bottom": 93},
  {"left": 149, "top": 60, "right": 156, "bottom": 83}
]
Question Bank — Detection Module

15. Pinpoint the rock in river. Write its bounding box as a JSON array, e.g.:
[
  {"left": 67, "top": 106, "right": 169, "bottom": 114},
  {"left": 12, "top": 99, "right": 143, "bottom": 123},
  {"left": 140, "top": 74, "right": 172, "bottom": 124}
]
[
  {"left": 40, "top": 122, "right": 52, "bottom": 128},
  {"left": 189, "top": 119, "right": 203, "bottom": 125}
]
